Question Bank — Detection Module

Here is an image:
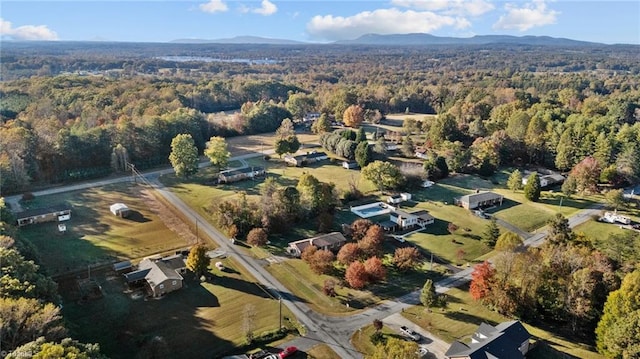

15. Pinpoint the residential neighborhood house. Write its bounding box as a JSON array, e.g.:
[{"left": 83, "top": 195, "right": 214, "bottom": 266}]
[
  {"left": 456, "top": 191, "right": 504, "bottom": 210},
  {"left": 287, "top": 232, "right": 347, "bottom": 257},
  {"left": 380, "top": 209, "right": 435, "bottom": 232},
  {"left": 124, "top": 254, "right": 187, "bottom": 297},
  {"left": 445, "top": 320, "right": 531, "bottom": 359},
  {"left": 16, "top": 204, "right": 71, "bottom": 227},
  {"left": 218, "top": 166, "right": 266, "bottom": 183},
  {"left": 522, "top": 173, "right": 565, "bottom": 188},
  {"left": 342, "top": 161, "right": 359, "bottom": 169},
  {"left": 284, "top": 151, "right": 328, "bottom": 167}
]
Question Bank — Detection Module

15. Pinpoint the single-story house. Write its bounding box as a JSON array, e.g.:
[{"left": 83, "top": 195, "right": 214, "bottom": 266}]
[
  {"left": 302, "top": 112, "right": 321, "bottom": 122},
  {"left": 387, "top": 192, "right": 412, "bottom": 204},
  {"left": 382, "top": 209, "right": 435, "bottom": 232},
  {"left": 110, "top": 203, "right": 130, "bottom": 217},
  {"left": 456, "top": 192, "right": 503, "bottom": 210},
  {"left": 124, "top": 254, "right": 187, "bottom": 297},
  {"left": 445, "top": 320, "right": 531, "bottom": 359},
  {"left": 287, "top": 232, "right": 347, "bottom": 257},
  {"left": 218, "top": 166, "right": 266, "bottom": 183},
  {"left": 602, "top": 211, "right": 631, "bottom": 225},
  {"left": 342, "top": 161, "right": 359, "bottom": 169},
  {"left": 16, "top": 205, "right": 71, "bottom": 227},
  {"left": 522, "top": 173, "right": 565, "bottom": 188},
  {"left": 284, "top": 151, "right": 328, "bottom": 167}
]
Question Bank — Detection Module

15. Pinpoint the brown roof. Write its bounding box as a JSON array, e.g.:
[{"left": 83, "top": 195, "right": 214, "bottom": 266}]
[{"left": 289, "top": 232, "right": 347, "bottom": 252}]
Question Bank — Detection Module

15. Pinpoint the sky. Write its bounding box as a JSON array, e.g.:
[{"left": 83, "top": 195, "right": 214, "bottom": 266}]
[{"left": 1, "top": 0, "right": 639, "bottom": 44}]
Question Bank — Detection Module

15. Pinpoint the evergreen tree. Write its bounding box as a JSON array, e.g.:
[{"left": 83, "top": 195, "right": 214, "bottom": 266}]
[
  {"left": 355, "top": 141, "right": 371, "bottom": 169},
  {"left": 482, "top": 217, "right": 500, "bottom": 247},
  {"left": 507, "top": 169, "right": 523, "bottom": 192},
  {"left": 523, "top": 172, "right": 541, "bottom": 201},
  {"left": 355, "top": 127, "right": 367, "bottom": 143},
  {"left": 420, "top": 279, "right": 437, "bottom": 309}
]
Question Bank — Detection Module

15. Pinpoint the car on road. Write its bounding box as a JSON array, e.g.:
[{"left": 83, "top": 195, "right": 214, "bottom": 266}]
[
  {"left": 278, "top": 346, "right": 297, "bottom": 358},
  {"left": 400, "top": 325, "right": 421, "bottom": 341}
]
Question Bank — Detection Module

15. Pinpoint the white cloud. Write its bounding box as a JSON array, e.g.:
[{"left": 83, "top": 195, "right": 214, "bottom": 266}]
[
  {"left": 307, "top": 8, "right": 470, "bottom": 41},
  {"left": 0, "top": 18, "right": 58, "bottom": 40},
  {"left": 493, "top": 0, "right": 559, "bottom": 31},
  {"left": 199, "top": 0, "right": 228, "bottom": 13},
  {"left": 253, "top": 0, "right": 277, "bottom": 16},
  {"left": 391, "top": 0, "right": 494, "bottom": 16}
]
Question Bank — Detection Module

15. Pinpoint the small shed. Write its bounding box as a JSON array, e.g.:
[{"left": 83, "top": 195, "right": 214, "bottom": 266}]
[
  {"left": 113, "top": 260, "right": 133, "bottom": 274},
  {"left": 342, "top": 161, "right": 359, "bottom": 169},
  {"left": 110, "top": 203, "right": 130, "bottom": 218}
]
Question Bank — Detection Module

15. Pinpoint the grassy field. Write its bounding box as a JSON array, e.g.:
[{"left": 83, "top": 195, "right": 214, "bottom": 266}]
[
  {"left": 306, "top": 344, "right": 342, "bottom": 359},
  {"left": 350, "top": 324, "right": 409, "bottom": 356},
  {"left": 401, "top": 286, "right": 603, "bottom": 359},
  {"left": 266, "top": 256, "right": 446, "bottom": 316},
  {"left": 61, "top": 257, "right": 297, "bottom": 358},
  {"left": 18, "top": 183, "right": 195, "bottom": 275}
]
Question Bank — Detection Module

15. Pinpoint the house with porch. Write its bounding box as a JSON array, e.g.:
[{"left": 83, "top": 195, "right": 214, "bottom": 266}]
[
  {"left": 218, "top": 166, "right": 266, "bottom": 183},
  {"left": 445, "top": 320, "right": 531, "bottom": 359},
  {"left": 124, "top": 254, "right": 187, "bottom": 297},
  {"left": 287, "top": 232, "right": 347, "bottom": 257},
  {"left": 380, "top": 209, "right": 435, "bottom": 232}
]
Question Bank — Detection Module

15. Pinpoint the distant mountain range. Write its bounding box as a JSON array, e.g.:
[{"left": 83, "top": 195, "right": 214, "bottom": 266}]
[{"left": 171, "top": 33, "right": 601, "bottom": 46}]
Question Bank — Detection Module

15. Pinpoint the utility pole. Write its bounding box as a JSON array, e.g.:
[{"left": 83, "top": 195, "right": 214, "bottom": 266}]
[
  {"left": 195, "top": 216, "right": 199, "bottom": 243},
  {"left": 430, "top": 252, "right": 433, "bottom": 271},
  {"left": 279, "top": 296, "right": 282, "bottom": 329}
]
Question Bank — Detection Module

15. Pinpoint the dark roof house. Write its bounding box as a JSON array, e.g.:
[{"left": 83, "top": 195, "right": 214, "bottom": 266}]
[
  {"left": 445, "top": 320, "right": 531, "bottom": 359},
  {"left": 284, "top": 151, "right": 328, "bottom": 167},
  {"left": 124, "top": 254, "right": 187, "bottom": 297},
  {"left": 16, "top": 204, "right": 71, "bottom": 227},
  {"left": 287, "top": 232, "right": 347, "bottom": 257},
  {"left": 456, "top": 192, "right": 503, "bottom": 210}
]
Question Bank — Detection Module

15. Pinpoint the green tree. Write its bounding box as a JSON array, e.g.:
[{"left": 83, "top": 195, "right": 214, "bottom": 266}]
[
  {"left": 482, "top": 217, "right": 500, "bottom": 247},
  {"left": 285, "top": 92, "right": 315, "bottom": 120},
  {"left": 507, "top": 169, "right": 523, "bottom": 192},
  {"left": 401, "top": 136, "right": 415, "bottom": 157},
  {"left": 495, "top": 232, "right": 523, "bottom": 251},
  {"left": 605, "top": 189, "right": 626, "bottom": 210},
  {"left": 369, "top": 337, "right": 418, "bottom": 359},
  {"left": 274, "top": 118, "right": 301, "bottom": 157},
  {"left": 8, "top": 337, "right": 106, "bottom": 359},
  {"left": 420, "top": 279, "right": 437, "bottom": 309},
  {"left": 0, "top": 297, "right": 66, "bottom": 352},
  {"left": 169, "top": 133, "right": 199, "bottom": 178},
  {"left": 361, "top": 161, "right": 403, "bottom": 191},
  {"left": 523, "top": 172, "right": 541, "bottom": 202},
  {"left": 547, "top": 213, "right": 573, "bottom": 245},
  {"left": 355, "top": 127, "right": 367, "bottom": 143},
  {"left": 186, "top": 244, "right": 209, "bottom": 277},
  {"left": 311, "top": 113, "right": 331, "bottom": 134},
  {"left": 355, "top": 141, "right": 371, "bottom": 169},
  {"left": 596, "top": 270, "right": 640, "bottom": 358},
  {"left": 204, "top": 136, "right": 230, "bottom": 173},
  {"left": 0, "top": 247, "right": 59, "bottom": 303}
]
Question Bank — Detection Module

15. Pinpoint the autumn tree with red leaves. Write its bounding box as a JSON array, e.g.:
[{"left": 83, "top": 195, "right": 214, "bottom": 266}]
[
  {"left": 323, "top": 279, "right": 337, "bottom": 297},
  {"left": 345, "top": 261, "right": 368, "bottom": 289},
  {"left": 364, "top": 257, "right": 387, "bottom": 283},
  {"left": 350, "top": 218, "right": 374, "bottom": 241},
  {"left": 447, "top": 223, "right": 459, "bottom": 234},
  {"left": 246, "top": 227, "right": 268, "bottom": 247},
  {"left": 302, "top": 246, "right": 335, "bottom": 275},
  {"left": 569, "top": 156, "right": 602, "bottom": 193},
  {"left": 300, "top": 245, "right": 317, "bottom": 263},
  {"left": 359, "top": 225, "right": 385, "bottom": 257},
  {"left": 337, "top": 243, "right": 361, "bottom": 265},
  {"left": 470, "top": 261, "right": 496, "bottom": 301},
  {"left": 393, "top": 247, "right": 421, "bottom": 271}
]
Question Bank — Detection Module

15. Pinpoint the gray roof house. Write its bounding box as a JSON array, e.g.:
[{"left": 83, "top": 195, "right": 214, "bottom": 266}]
[
  {"left": 124, "top": 254, "right": 187, "bottom": 297},
  {"left": 287, "top": 232, "right": 347, "bottom": 257},
  {"left": 445, "top": 321, "right": 531, "bottom": 359},
  {"left": 456, "top": 192, "right": 504, "bottom": 210},
  {"left": 284, "top": 151, "right": 329, "bottom": 167},
  {"left": 16, "top": 204, "right": 71, "bottom": 227},
  {"left": 218, "top": 166, "right": 265, "bottom": 183}
]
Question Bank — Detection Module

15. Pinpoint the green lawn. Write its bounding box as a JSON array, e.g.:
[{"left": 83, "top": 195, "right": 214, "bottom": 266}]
[
  {"left": 401, "top": 287, "right": 603, "bottom": 359},
  {"left": 350, "top": 324, "right": 408, "bottom": 357},
  {"left": 266, "top": 257, "right": 446, "bottom": 316},
  {"left": 62, "top": 257, "right": 297, "bottom": 358},
  {"left": 306, "top": 344, "right": 341, "bottom": 359},
  {"left": 18, "top": 183, "right": 192, "bottom": 275}
]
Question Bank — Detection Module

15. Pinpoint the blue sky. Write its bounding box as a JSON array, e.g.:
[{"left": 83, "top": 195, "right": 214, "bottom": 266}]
[{"left": 1, "top": 1, "right": 639, "bottom": 44}]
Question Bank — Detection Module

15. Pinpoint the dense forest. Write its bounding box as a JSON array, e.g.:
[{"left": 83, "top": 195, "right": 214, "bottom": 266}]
[{"left": 1, "top": 42, "right": 639, "bottom": 195}]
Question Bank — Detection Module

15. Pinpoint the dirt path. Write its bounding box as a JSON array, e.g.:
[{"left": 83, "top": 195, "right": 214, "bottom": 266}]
[{"left": 139, "top": 186, "right": 199, "bottom": 246}]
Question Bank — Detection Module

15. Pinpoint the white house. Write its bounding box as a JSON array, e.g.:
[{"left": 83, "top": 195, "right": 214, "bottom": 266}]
[
  {"left": 387, "top": 193, "right": 412, "bottom": 204},
  {"left": 602, "top": 211, "right": 631, "bottom": 225}
]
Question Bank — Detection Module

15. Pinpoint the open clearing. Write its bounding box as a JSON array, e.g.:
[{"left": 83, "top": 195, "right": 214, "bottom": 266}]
[
  {"left": 18, "top": 182, "right": 195, "bottom": 275},
  {"left": 61, "top": 257, "right": 296, "bottom": 358}
]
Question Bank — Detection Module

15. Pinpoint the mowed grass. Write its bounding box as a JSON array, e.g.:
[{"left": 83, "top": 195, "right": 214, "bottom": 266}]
[
  {"left": 62, "top": 257, "right": 296, "bottom": 359},
  {"left": 306, "top": 344, "right": 342, "bottom": 359},
  {"left": 401, "top": 286, "right": 603, "bottom": 359},
  {"left": 266, "top": 256, "right": 446, "bottom": 316},
  {"left": 18, "top": 183, "right": 192, "bottom": 275},
  {"left": 350, "top": 324, "right": 407, "bottom": 356}
]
